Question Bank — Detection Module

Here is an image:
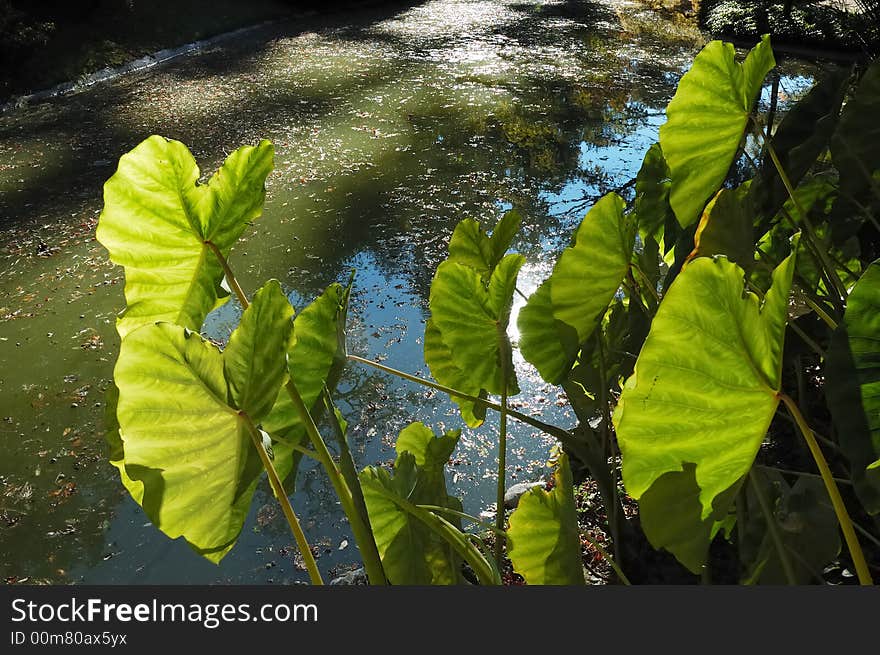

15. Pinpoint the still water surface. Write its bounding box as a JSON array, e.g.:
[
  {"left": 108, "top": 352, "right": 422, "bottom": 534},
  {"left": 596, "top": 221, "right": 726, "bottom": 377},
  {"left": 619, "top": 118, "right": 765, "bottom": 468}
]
[{"left": 0, "top": 0, "right": 819, "bottom": 583}]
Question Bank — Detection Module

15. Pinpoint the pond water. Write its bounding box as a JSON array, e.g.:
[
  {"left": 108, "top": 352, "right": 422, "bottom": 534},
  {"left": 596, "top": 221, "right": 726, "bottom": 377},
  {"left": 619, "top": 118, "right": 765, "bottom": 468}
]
[{"left": 0, "top": 0, "right": 822, "bottom": 584}]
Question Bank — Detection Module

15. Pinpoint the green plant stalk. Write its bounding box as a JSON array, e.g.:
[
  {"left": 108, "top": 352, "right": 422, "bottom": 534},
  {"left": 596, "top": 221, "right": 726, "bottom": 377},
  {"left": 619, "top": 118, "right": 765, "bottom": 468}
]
[
  {"left": 417, "top": 504, "right": 506, "bottom": 536},
  {"left": 346, "top": 354, "right": 591, "bottom": 462},
  {"left": 240, "top": 412, "right": 323, "bottom": 584},
  {"left": 780, "top": 393, "right": 873, "bottom": 585},
  {"left": 494, "top": 332, "right": 510, "bottom": 568},
  {"left": 798, "top": 290, "right": 838, "bottom": 330},
  {"left": 630, "top": 262, "right": 661, "bottom": 305},
  {"left": 581, "top": 532, "right": 631, "bottom": 585},
  {"left": 322, "top": 387, "right": 387, "bottom": 585},
  {"left": 788, "top": 321, "right": 825, "bottom": 358},
  {"left": 756, "top": 464, "right": 852, "bottom": 486},
  {"left": 205, "top": 241, "right": 252, "bottom": 311},
  {"left": 735, "top": 485, "right": 748, "bottom": 571},
  {"left": 781, "top": 208, "right": 846, "bottom": 314},
  {"left": 208, "top": 243, "right": 387, "bottom": 585},
  {"left": 756, "top": 245, "right": 840, "bottom": 329},
  {"left": 766, "top": 142, "right": 849, "bottom": 303},
  {"left": 748, "top": 469, "right": 798, "bottom": 585},
  {"left": 852, "top": 521, "right": 880, "bottom": 550},
  {"left": 283, "top": 380, "right": 390, "bottom": 586}
]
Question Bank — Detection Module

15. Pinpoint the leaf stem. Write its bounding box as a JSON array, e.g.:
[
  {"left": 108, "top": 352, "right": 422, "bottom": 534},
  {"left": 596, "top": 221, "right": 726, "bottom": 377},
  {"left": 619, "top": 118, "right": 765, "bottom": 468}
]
[
  {"left": 346, "top": 354, "right": 588, "bottom": 461},
  {"left": 282, "top": 379, "right": 388, "bottom": 585},
  {"left": 755, "top": 464, "right": 852, "bottom": 486},
  {"left": 416, "top": 504, "right": 506, "bottom": 536},
  {"left": 630, "top": 262, "right": 661, "bottom": 305},
  {"left": 205, "top": 241, "right": 251, "bottom": 308},
  {"left": 797, "top": 290, "right": 839, "bottom": 330},
  {"left": 788, "top": 321, "right": 825, "bottom": 358},
  {"left": 322, "top": 388, "right": 387, "bottom": 585},
  {"left": 780, "top": 393, "right": 873, "bottom": 585},
  {"left": 240, "top": 413, "right": 323, "bottom": 584},
  {"left": 749, "top": 469, "right": 798, "bottom": 585},
  {"left": 766, "top": 142, "right": 848, "bottom": 303},
  {"left": 596, "top": 336, "right": 622, "bottom": 565}
]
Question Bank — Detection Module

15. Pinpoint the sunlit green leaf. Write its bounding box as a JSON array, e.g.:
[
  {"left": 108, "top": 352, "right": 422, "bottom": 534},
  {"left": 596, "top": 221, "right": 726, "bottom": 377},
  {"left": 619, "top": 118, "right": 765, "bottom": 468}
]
[
  {"left": 423, "top": 319, "right": 487, "bottom": 427},
  {"left": 224, "top": 280, "right": 293, "bottom": 420},
  {"left": 826, "top": 259, "right": 880, "bottom": 513},
  {"left": 615, "top": 245, "right": 797, "bottom": 518},
  {"left": 659, "top": 35, "right": 775, "bottom": 227},
  {"left": 518, "top": 193, "right": 634, "bottom": 384},
  {"left": 113, "top": 280, "right": 291, "bottom": 562},
  {"left": 360, "top": 459, "right": 498, "bottom": 586},
  {"left": 507, "top": 454, "right": 585, "bottom": 585},
  {"left": 429, "top": 253, "right": 523, "bottom": 394},
  {"left": 263, "top": 283, "right": 346, "bottom": 444},
  {"left": 97, "top": 136, "right": 273, "bottom": 337},
  {"left": 637, "top": 465, "right": 740, "bottom": 574}
]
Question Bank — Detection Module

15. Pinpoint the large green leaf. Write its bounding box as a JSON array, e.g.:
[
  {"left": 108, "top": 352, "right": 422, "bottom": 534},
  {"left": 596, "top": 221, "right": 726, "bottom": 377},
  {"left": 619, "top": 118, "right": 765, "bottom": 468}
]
[
  {"left": 428, "top": 253, "right": 523, "bottom": 394},
  {"left": 518, "top": 193, "right": 634, "bottom": 384},
  {"left": 263, "top": 283, "right": 347, "bottom": 443},
  {"left": 359, "top": 462, "right": 499, "bottom": 586},
  {"left": 113, "top": 281, "right": 293, "bottom": 562},
  {"left": 659, "top": 35, "right": 775, "bottom": 227},
  {"left": 615, "top": 246, "right": 797, "bottom": 518},
  {"left": 830, "top": 61, "right": 880, "bottom": 243},
  {"left": 507, "top": 454, "right": 585, "bottom": 585},
  {"left": 359, "top": 423, "right": 466, "bottom": 585},
  {"left": 826, "top": 259, "right": 880, "bottom": 514},
  {"left": 97, "top": 136, "right": 274, "bottom": 337}
]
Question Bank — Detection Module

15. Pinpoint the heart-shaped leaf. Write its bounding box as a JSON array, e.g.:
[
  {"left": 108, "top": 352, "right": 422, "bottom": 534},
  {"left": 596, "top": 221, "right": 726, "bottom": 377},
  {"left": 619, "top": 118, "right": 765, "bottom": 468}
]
[
  {"left": 659, "top": 36, "right": 775, "bottom": 227},
  {"left": 507, "top": 454, "right": 585, "bottom": 585},
  {"left": 518, "top": 193, "right": 634, "bottom": 384},
  {"left": 263, "top": 283, "right": 348, "bottom": 444},
  {"left": 113, "top": 280, "right": 292, "bottom": 562},
  {"left": 424, "top": 318, "right": 488, "bottom": 427},
  {"left": 615, "top": 244, "right": 797, "bottom": 519},
  {"left": 428, "top": 253, "right": 524, "bottom": 395},
  {"left": 97, "top": 135, "right": 274, "bottom": 337}
]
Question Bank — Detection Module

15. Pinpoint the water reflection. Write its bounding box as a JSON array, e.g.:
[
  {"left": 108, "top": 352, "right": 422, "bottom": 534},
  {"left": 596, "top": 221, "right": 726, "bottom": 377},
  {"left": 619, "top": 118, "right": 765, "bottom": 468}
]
[{"left": 0, "top": 0, "right": 822, "bottom": 583}]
